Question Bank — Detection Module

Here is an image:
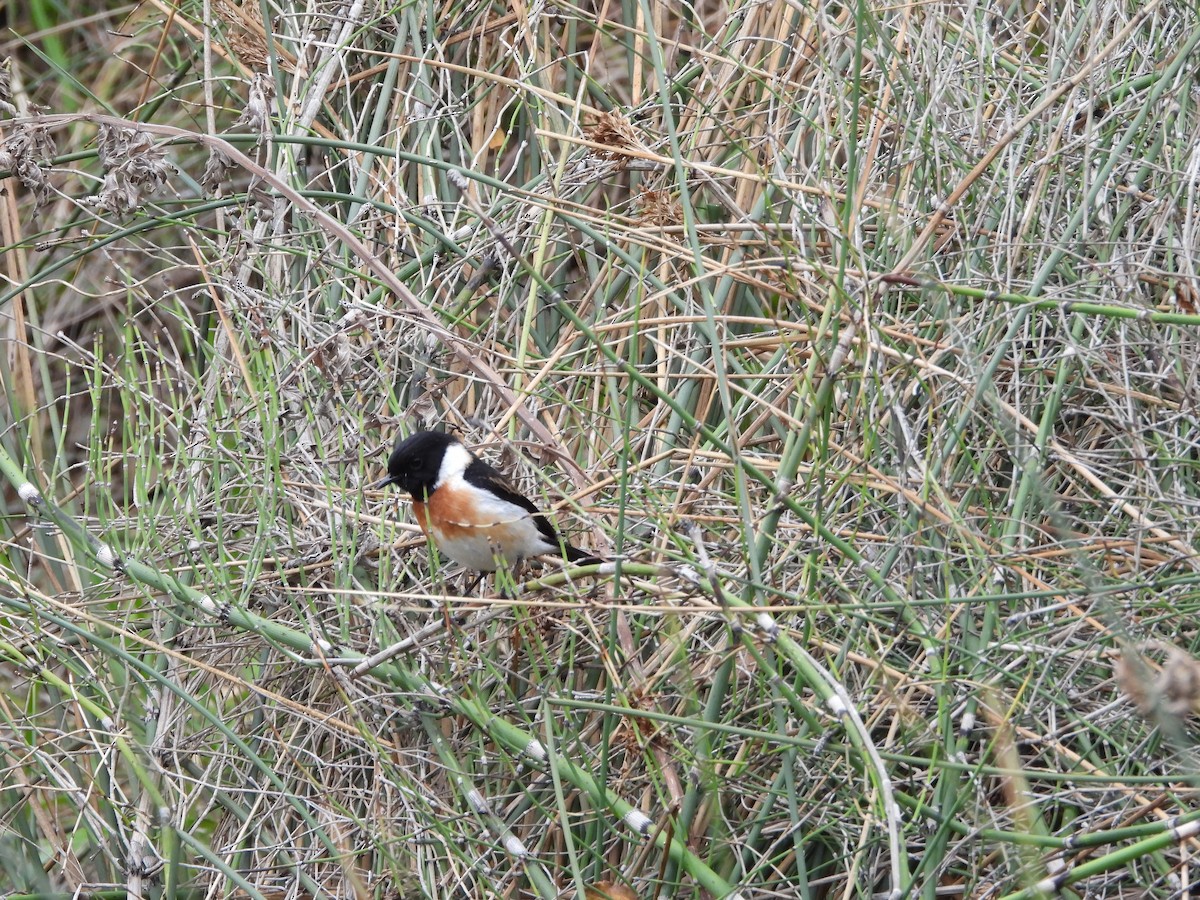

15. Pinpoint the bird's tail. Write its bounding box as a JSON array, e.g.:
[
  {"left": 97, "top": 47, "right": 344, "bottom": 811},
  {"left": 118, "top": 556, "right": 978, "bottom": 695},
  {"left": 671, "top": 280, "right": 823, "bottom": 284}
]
[{"left": 563, "top": 543, "right": 604, "bottom": 566}]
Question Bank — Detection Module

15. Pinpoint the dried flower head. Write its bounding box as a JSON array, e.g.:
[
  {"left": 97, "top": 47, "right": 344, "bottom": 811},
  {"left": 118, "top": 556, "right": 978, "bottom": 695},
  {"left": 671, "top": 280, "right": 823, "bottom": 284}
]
[
  {"left": 1159, "top": 646, "right": 1200, "bottom": 717},
  {"left": 201, "top": 148, "right": 237, "bottom": 191},
  {"left": 234, "top": 72, "right": 276, "bottom": 139},
  {"left": 89, "top": 124, "right": 174, "bottom": 215},
  {"left": 0, "top": 58, "right": 15, "bottom": 116},
  {"left": 1117, "top": 645, "right": 1200, "bottom": 720},
  {"left": 636, "top": 188, "right": 682, "bottom": 228},
  {"left": 586, "top": 111, "right": 640, "bottom": 162},
  {"left": 215, "top": 0, "right": 271, "bottom": 70},
  {"left": 0, "top": 119, "right": 57, "bottom": 205},
  {"left": 94, "top": 171, "right": 138, "bottom": 215},
  {"left": 1116, "top": 650, "right": 1152, "bottom": 714}
]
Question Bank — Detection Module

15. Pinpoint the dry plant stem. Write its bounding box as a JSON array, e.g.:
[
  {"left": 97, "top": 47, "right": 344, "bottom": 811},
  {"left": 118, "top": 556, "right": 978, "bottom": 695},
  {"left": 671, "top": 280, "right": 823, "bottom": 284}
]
[
  {"left": 6, "top": 112, "right": 584, "bottom": 482},
  {"left": 712, "top": 564, "right": 906, "bottom": 897},
  {"left": 144, "top": 0, "right": 300, "bottom": 75},
  {"left": 0, "top": 588, "right": 329, "bottom": 897},
  {"left": 0, "top": 449, "right": 744, "bottom": 900},
  {"left": 424, "top": 717, "right": 559, "bottom": 896},
  {"left": 293, "top": 0, "right": 367, "bottom": 131},
  {"left": 345, "top": 609, "right": 474, "bottom": 678},
  {"left": 887, "top": 0, "right": 1160, "bottom": 277},
  {"left": 0, "top": 72, "right": 42, "bottom": 474},
  {"left": 848, "top": 8, "right": 908, "bottom": 230},
  {"left": 445, "top": 167, "right": 929, "bottom": 660},
  {"left": 266, "top": 0, "right": 364, "bottom": 291},
  {"left": 7, "top": 0, "right": 1199, "bottom": 893},
  {"left": 866, "top": 336, "right": 1200, "bottom": 569},
  {"left": 128, "top": 659, "right": 179, "bottom": 895},
  {"left": 998, "top": 816, "right": 1200, "bottom": 900}
]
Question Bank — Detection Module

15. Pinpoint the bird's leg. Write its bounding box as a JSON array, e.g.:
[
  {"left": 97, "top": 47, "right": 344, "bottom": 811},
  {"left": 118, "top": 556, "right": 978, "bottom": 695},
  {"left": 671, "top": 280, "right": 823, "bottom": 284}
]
[
  {"left": 463, "top": 571, "right": 486, "bottom": 596},
  {"left": 480, "top": 538, "right": 518, "bottom": 599}
]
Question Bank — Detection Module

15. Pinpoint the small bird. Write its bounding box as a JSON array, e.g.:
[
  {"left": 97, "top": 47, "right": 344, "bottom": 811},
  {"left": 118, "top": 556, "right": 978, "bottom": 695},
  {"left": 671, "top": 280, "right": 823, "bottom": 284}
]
[{"left": 375, "top": 430, "right": 600, "bottom": 572}]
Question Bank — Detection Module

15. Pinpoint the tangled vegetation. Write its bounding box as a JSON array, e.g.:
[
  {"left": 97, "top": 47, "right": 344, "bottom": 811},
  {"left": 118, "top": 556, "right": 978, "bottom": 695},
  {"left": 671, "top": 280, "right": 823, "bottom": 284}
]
[{"left": 1, "top": 0, "right": 1200, "bottom": 897}]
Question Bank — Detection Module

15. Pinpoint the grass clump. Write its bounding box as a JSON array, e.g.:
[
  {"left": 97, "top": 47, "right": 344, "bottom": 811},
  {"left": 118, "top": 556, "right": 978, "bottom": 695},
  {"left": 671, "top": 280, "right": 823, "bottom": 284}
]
[{"left": 1, "top": 1, "right": 1200, "bottom": 898}]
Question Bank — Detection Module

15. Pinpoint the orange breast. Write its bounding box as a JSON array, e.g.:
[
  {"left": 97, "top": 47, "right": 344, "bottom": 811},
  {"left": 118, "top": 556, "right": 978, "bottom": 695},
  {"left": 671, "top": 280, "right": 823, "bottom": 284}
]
[
  {"left": 411, "top": 483, "right": 547, "bottom": 570},
  {"left": 411, "top": 500, "right": 432, "bottom": 537},
  {"left": 426, "top": 483, "right": 483, "bottom": 539}
]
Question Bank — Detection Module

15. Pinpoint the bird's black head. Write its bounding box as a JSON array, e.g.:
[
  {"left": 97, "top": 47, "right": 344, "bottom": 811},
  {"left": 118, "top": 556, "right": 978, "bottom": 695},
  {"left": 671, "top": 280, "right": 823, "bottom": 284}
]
[{"left": 375, "top": 430, "right": 458, "bottom": 499}]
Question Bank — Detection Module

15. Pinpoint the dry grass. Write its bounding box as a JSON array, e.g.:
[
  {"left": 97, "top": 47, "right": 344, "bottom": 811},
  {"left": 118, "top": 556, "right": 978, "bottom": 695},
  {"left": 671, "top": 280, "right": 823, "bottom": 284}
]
[{"left": 1, "top": 0, "right": 1200, "bottom": 898}]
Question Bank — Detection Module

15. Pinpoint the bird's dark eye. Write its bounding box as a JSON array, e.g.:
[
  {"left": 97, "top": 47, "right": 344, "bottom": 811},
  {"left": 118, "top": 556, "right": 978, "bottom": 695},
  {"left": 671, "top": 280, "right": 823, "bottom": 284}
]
[{"left": 409, "top": 456, "right": 422, "bottom": 470}]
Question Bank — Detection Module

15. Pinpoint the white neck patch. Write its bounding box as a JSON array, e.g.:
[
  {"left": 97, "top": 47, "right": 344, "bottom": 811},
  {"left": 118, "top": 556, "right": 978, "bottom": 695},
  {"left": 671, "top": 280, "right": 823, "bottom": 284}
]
[{"left": 436, "top": 441, "right": 474, "bottom": 488}]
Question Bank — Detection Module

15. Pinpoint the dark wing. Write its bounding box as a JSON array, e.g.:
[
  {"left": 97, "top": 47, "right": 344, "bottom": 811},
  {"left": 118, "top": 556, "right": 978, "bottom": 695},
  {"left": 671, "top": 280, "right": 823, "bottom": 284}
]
[
  {"left": 466, "top": 456, "right": 597, "bottom": 560},
  {"left": 466, "top": 456, "right": 541, "bottom": 515}
]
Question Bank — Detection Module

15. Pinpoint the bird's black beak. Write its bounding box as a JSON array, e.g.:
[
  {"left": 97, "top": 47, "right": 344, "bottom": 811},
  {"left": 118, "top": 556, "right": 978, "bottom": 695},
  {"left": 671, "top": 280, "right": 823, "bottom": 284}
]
[{"left": 374, "top": 474, "right": 399, "bottom": 490}]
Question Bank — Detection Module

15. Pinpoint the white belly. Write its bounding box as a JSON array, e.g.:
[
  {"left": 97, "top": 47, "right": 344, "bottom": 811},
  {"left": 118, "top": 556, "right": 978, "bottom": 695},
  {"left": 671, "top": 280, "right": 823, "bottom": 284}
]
[{"left": 431, "top": 511, "right": 554, "bottom": 571}]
